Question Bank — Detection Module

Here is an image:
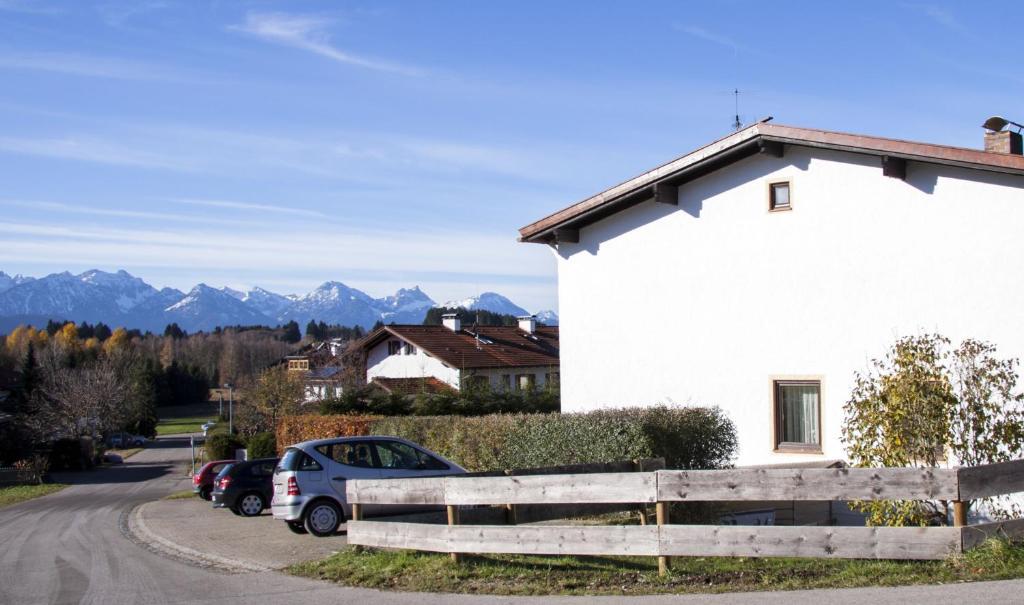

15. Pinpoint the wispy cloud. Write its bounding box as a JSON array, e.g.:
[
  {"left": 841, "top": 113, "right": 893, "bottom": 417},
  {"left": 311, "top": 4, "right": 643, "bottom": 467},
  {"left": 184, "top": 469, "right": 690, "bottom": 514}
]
[
  {"left": 672, "top": 24, "right": 741, "bottom": 53},
  {"left": 0, "top": 0, "right": 62, "bottom": 15},
  {"left": 0, "top": 135, "right": 194, "bottom": 170},
  {"left": 171, "top": 198, "right": 328, "bottom": 219},
  {"left": 229, "top": 12, "right": 423, "bottom": 77},
  {"left": 0, "top": 199, "right": 270, "bottom": 228},
  {"left": 0, "top": 51, "right": 189, "bottom": 81},
  {"left": 97, "top": 1, "right": 170, "bottom": 28},
  {"left": 911, "top": 3, "right": 965, "bottom": 31}
]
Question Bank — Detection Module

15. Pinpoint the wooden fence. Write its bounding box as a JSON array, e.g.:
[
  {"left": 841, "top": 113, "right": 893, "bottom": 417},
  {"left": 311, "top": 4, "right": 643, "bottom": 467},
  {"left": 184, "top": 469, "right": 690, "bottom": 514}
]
[{"left": 346, "top": 459, "right": 1024, "bottom": 573}]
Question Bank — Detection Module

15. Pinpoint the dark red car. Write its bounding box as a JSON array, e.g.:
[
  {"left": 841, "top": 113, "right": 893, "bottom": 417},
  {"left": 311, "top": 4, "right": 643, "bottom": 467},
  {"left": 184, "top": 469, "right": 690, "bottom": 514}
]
[{"left": 192, "top": 460, "right": 236, "bottom": 500}]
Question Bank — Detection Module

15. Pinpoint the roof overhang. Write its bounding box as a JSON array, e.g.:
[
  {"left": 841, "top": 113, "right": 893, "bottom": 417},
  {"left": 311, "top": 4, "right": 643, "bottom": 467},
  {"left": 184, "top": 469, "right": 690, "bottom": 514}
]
[{"left": 518, "top": 122, "right": 1024, "bottom": 244}]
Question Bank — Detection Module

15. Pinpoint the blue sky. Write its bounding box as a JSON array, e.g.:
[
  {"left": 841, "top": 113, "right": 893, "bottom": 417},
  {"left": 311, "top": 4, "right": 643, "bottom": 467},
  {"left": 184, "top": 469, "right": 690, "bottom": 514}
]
[{"left": 0, "top": 0, "right": 1021, "bottom": 312}]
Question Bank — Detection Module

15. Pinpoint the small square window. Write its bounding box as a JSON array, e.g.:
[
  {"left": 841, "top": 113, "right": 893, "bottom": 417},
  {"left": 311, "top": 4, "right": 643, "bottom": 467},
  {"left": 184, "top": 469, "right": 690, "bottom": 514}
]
[
  {"left": 387, "top": 340, "right": 402, "bottom": 355},
  {"left": 769, "top": 181, "right": 791, "bottom": 211},
  {"left": 774, "top": 380, "right": 821, "bottom": 452}
]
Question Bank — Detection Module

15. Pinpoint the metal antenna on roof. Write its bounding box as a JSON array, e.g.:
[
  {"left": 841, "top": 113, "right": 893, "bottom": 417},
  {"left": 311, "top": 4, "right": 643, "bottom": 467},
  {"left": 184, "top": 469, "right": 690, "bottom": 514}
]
[{"left": 732, "top": 88, "right": 742, "bottom": 131}]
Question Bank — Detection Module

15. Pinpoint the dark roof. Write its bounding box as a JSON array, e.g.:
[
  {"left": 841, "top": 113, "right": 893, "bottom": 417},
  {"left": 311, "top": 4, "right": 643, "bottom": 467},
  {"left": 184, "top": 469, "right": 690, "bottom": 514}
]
[
  {"left": 519, "top": 121, "right": 1024, "bottom": 243},
  {"left": 307, "top": 366, "right": 343, "bottom": 380},
  {"left": 371, "top": 376, "right": 456, "bottom": 396},
  {"left": 358, "top": 325, "right": 559, "bottom": 370}
]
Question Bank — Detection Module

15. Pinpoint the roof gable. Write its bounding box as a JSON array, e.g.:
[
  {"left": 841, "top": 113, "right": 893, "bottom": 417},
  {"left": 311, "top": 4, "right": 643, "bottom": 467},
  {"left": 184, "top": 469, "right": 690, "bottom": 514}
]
[{"left": 519, "top": 121, "right": 1024, "bottom": 244}]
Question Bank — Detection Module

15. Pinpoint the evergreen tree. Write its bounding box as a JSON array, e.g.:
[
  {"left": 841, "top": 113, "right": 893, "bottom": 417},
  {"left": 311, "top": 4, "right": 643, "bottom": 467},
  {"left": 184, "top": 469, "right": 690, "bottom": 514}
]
[
  {"left": 304, "top": 320, "right": 321, "bottom": 341},
  {"left": 8, "top": 343, "right": 39, "bottom": 414},
  {"left": 281, "top": 320, "right": 302, "bottom": 343},
  {"left": 94, "top": 323, "right": 113, "bottom": 341},
  {"left": 163, "top": 323, "right": 186, "bottom": 339}
]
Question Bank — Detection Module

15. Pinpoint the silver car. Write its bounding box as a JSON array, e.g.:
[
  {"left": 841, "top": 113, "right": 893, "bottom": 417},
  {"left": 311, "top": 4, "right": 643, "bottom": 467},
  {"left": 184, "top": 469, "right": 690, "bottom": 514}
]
[{"left": 271, "top": 436, "right": 466, "bottom": 537}]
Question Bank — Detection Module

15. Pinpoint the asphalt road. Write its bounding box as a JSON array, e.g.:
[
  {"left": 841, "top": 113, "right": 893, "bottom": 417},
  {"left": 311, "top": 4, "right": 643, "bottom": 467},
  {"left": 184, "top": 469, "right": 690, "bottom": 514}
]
[{"left": 2, "top": 435, "right": 1024, "bottom": 605}]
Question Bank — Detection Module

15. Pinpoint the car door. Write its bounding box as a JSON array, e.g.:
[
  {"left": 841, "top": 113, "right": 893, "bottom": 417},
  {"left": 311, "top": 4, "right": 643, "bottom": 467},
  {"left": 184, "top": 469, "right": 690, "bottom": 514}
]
[
  {"left": 372, "top": 439, "right": 453, "bottom": 514},
  {"left": 315, "top": 441, "right": 383, "bottom": 515}
]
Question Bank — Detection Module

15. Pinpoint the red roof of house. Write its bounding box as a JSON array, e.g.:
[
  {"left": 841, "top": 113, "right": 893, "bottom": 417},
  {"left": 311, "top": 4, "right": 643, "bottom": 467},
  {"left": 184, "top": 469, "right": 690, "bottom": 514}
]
[
  {"left": 518, "top": 121, "right": 1024, "bottom": 243},
  {"left": 370, "top": 376, "right": 456, "bottom": 395},
  {"left": 359, "top": 324, "right": 559, "bottom": 370}
]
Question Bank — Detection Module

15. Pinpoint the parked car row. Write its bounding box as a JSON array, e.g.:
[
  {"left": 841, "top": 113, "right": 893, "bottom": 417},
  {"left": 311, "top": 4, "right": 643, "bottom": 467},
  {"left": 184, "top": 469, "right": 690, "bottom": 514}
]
[{"left": 191, "top": 435, "right": 466, "bottom": 537}]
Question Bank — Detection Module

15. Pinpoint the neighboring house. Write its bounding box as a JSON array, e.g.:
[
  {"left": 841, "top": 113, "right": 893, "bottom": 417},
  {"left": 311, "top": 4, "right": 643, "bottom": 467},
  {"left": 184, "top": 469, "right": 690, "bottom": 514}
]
[
  {"left": 357, "top": 315, "right": 559, "bottom": 393},
  {"left": 519, "top": 119, "right": 1024, "bottom": 466},
  {"left": 283, "top": 338, "right": 348, "bottom": 402}
]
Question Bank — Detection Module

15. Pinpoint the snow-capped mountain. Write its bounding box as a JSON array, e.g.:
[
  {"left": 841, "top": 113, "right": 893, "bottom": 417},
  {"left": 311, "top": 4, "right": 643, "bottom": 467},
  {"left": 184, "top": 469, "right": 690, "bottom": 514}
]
[
  {"left": 534, "top": 309, "right": 559, "bottom": 326},
  {"left": 442, "top": 291, "right": 529, "bottom": 317},
  {"left": 165, "top": 284, "right": 274, "bottom": 331},
  {"left": 379, "top": 286, "right": 435, "bottom": 324},
  {"left": 279, "top": 281, "right": 385, "bottom": 328},
  {"left": 0, "top": 268, "right": 543, "bottom": 334},
  {"left": 0, "top": 270, "right": 155, "bottom": 323},
  {"left": 0, "top": 271, "right": 34, "bottom": 293},
  {"left": 241, "top": 286, "right": 294, "bottom": 318}
]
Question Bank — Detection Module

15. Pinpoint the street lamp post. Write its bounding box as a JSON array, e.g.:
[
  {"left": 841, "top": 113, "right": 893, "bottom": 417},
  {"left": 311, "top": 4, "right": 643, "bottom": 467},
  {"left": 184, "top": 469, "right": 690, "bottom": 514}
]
[{"left": 223, "top": 383, "right": 234, "bottom": 434}]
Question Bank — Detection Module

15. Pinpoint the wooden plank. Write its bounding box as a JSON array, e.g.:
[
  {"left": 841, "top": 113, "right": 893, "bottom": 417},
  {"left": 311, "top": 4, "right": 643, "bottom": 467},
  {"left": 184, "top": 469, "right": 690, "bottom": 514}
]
[
  {"left": 653, "top": 182, "right": 678, "bottom": 205},
  {"left": 444, "top": 472, "right": 656, "bottom": 505},
  {"left": 553, "top": 228, "right": 579, "bottom": 244},
  {"left": 657, "top": 467, "right": 958, "bottom": 502},
  {"left": 961, "top": 518, "right": 1024, "bottom": 551},
  {"left": 347, "top": 521, "right": 450, "bottom": 552},
  {"left": 957, "top": 459, "right": 1024, "bottom": 500},
  {"left": 660, "top": 525, "right": 960, "bottom": 560},
  {"left": 881, "top": 155, "right": 907, "bottom": 179},
  {"left": 446, "top": 524, "right": 659, "bottom": 556},
  {"left": 347, "top": 476, "right": 445, "bottom": 505}
]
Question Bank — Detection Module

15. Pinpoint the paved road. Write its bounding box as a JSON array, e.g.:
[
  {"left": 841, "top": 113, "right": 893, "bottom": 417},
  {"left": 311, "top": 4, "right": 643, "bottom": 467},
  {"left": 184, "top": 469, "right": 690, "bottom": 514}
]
[{"left": 2, "top": 436, "right": 1023, "bottom": 605}]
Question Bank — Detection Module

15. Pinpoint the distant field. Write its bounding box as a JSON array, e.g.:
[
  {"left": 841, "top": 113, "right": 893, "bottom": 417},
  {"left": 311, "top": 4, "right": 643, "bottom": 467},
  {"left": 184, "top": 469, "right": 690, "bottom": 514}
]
[{"left": 156, "top": 401, "right": 221, "bottom": 436}]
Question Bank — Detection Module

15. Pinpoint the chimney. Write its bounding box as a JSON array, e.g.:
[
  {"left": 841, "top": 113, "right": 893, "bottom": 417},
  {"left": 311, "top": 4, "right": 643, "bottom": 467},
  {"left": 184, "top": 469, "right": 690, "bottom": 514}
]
[
  {"left": 517, "top": 315, "right": 536, "bottom": 334},
  {"left": 984, "top": 130, "right": 1023, "bottom": 155},
  {"left": 442, "top": 313, "right": 461, "bottom": 332}
]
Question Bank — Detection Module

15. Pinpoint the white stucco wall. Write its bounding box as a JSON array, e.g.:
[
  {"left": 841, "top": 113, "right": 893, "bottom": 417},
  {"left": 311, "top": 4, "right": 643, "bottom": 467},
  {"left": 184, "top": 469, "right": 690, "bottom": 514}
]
[
  {"left": 366, "top": 337, "right": 461, "bottom": 388},
  {"left": 554, "top": 146, "right": 1024, "bottom": 466}
]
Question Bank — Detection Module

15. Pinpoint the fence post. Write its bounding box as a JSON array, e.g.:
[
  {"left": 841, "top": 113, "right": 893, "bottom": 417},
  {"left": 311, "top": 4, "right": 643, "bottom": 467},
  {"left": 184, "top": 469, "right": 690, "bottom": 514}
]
[
  {"left": 351, "top": 503, "right": 363, "bottom": 553},
  {"left": 953, "top": 500, "right": 968, "bottom": 527},
  {"left": 447, "top": 505, "right": 461, "bottom": 563},
  {"left": 504, "top": 469, "right": 517, "bottom": 525},
  {"left": 656, "top": 501, "right": 671, "bottom": 576}
]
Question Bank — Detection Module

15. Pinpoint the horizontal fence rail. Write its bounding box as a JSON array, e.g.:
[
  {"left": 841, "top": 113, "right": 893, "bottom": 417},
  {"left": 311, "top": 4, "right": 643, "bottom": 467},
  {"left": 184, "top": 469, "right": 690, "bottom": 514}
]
[{"left": 346, "top": 459, "right": 1024, "bottom": 567}]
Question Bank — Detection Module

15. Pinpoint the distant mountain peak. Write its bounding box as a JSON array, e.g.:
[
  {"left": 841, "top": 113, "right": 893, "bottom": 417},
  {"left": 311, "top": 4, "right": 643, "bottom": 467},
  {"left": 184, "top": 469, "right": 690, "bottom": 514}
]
[{"left": 442, "top": 291, "right": 528, "bottom": 317}]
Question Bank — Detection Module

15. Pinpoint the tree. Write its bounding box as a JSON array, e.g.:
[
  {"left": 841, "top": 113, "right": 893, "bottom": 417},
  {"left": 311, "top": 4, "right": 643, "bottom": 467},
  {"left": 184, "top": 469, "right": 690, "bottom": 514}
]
[
  {"left": 102, "top": 328, "right": 131, "bottom": 355},
  {"left": 305, "top": 320, "right": 321, "bottom": 341},
  {"left": 241, "top": 366, "right": 305, "bottom": 435},
  {"left": 163, "top": 323, "right": 186, "bottom": 339},
  {"left": 843, "top": 334, "right": 1024, "bottom": 526},
  {"left": 281, "top": 320, "right": 302, "bottom": 344}
]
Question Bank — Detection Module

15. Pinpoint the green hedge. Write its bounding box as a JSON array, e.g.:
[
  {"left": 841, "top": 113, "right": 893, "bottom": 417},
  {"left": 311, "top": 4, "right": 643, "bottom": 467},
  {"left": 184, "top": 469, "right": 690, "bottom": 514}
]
[
  {"left": 247, "top": 432, "right": 277, "bottom": 459},
  {"left": 206, "top": 434, "right": 245, "bottom": 461},
  {"left": 370, "top": 405, "right": 736, "bottom": 471}
]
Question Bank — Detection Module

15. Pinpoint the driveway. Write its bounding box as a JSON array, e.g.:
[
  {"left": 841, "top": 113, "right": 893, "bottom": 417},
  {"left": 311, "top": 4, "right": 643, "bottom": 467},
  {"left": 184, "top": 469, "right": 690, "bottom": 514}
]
[{"left": 1, "top": 434, "right": 1023, "bottom": 604}]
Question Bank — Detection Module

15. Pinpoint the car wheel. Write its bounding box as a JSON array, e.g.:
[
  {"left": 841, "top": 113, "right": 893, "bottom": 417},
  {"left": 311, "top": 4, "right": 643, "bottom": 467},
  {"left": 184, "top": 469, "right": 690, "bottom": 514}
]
[
  {"left": 303, "top": 500, "right": 341, "bottom": 537},
  {"left": 199, "top": 486, "right": 212, "bottom": 501},
  {"left": 238, "top": 493, "right": 265, "bottom": 517},
  {"left": 286, "top": 521, "right": 308, "bottom": 535},
  {"left": 229, "top": 505, "right": 243, "bottom": 516}
]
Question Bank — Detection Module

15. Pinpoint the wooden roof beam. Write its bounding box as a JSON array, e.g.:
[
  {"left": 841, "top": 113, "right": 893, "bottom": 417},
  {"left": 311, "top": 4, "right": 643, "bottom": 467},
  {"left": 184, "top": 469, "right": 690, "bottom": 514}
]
[
  {"left": 554, "top": 228, "right": 579, "bottom": 244},
  {"left": 759, "top": 139, "right": 784, "bottom": 158},
  {"left": 881, "top": 155, "right": 907, "bottom": 180},
  {"left": 653, "top": 182, "right": 678, "bottom": 205}
]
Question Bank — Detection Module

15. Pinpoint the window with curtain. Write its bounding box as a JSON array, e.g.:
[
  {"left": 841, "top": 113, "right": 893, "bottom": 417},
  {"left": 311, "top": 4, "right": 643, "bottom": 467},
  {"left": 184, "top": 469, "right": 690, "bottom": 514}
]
[{"left": 774, "top": 380, "right": 821, "bottom": 450}]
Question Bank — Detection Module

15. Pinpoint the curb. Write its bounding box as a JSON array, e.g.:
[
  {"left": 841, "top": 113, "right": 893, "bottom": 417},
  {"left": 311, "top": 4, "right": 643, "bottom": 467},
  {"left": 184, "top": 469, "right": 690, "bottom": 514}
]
[{"left": 121, "top": 501, "right": 273, "bottom": 574}]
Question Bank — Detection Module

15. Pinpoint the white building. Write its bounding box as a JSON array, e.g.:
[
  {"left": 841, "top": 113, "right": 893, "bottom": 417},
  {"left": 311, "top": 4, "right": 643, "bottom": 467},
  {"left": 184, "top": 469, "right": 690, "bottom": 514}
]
[
  {"left": 519, "top": 119, "right": 1024, "bottom": 466},
  {"left": 359, "top": 315, "right": 559, "bottom": 394}
]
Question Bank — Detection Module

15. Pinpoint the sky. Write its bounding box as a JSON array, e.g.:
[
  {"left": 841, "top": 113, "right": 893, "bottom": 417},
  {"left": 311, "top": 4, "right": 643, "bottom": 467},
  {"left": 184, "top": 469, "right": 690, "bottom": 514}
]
[{"left": 0, "top": 0, "right": 1022, "bottom": 313}]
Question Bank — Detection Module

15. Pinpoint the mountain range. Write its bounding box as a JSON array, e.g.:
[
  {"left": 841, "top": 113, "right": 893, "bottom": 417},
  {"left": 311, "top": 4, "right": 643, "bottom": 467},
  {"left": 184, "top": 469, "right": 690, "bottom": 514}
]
[{"left": 0, "top": 270, "right": 558, "bottom": 334}]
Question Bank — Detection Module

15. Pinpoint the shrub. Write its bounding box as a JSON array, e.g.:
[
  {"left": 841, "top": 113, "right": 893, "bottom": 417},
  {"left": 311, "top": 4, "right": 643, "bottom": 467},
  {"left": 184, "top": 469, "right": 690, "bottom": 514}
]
[
  {"left": 283, "top": 405, "right": 737, "bottom": 472},
  {"left": 48, "top": 438, "right": 93, "bottom": 471},
  {"left": 206, "top": 434, "right": 245, "bottom": 460},
  {"left": 247, "top": 432, "right": 277, "bottom": 459},
  {"left": 276, "top": 415, "right": 377, "bottom": 454}
]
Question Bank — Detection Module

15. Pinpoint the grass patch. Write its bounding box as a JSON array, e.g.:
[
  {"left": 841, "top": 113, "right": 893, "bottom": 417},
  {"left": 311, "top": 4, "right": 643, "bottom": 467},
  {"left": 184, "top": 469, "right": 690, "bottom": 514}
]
[
  {"left": 289, "top": 538, "right": 1024, "bottom": 596},
  {"left": 156, "top": 401, "right": 223, "bottom": 436},
  {"left": 164, "top": 489, "right": 197, "bottom": 500},
  {"left": 0, "top": 484, "right": 68, "bottom": 509}
]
